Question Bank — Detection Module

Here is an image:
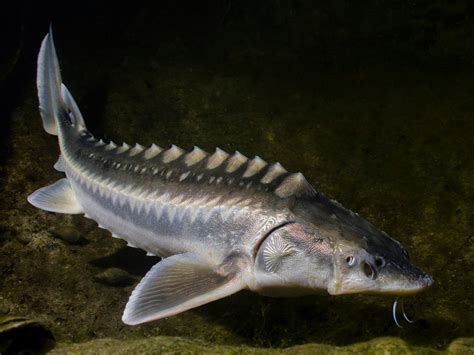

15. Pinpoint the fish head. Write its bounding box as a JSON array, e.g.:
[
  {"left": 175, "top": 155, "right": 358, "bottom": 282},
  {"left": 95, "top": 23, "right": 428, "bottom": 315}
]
[
  {"left": 294, "top": 195, "right": 433, "bottom": 296},
  {"left": 252, "top": 196, "right": 433, "bottom": 297},
  {"left": 327, "top": 229, "right": 433, "bottom": 296}
]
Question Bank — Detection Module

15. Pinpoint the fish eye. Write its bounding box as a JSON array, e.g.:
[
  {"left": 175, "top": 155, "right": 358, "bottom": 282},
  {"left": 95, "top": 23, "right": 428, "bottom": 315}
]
[
  {"left": 363, "top": 262, "right": 376, "bottom": 279},
  {"left": 375, "top": 256, "right": 385, "bottom": 268},
  {"left": 346, "top": 256, "right": 356, "bottom": 266}
]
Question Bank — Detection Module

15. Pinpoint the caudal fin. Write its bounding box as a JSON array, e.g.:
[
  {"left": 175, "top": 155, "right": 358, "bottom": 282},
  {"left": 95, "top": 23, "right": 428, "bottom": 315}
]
[{"left": 37, "top": 27, "right": 85, "bottom": 136}]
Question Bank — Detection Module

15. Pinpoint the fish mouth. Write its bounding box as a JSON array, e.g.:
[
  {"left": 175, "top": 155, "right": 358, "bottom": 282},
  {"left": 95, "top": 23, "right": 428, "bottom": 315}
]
[
  {"left": 380, "top": 273, "right": 434, "bottom": 296},
  {"left": 329, "top": 273, "right": 434, "bottom": 296},
  {"left": 365, "top": 272, "right": 434, "bottom": 296}
]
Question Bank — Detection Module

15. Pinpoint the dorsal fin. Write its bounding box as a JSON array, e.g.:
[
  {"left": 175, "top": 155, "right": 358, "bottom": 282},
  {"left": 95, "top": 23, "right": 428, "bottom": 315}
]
[{"left": 61, "top": 83, "right": 86, "bottom": 131}]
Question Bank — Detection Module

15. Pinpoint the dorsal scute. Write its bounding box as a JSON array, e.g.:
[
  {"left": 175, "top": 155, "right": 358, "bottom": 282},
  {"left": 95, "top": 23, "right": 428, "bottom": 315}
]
[
  {"left": 116, "top": 142, "right": 131, "bottom": 154},
  {"left": 274, "top": 172, "right": 316, "bottom": 199},
  {"left": 261, "top": 162, "right": 287, "bottom": 184},
  {"left": 206, "top": 148, "right": 229, "bottom": 170},
  {"left": 129, "top": 143, "right": 145, "bottom": 156},
  {"left": 226, "top": 151, "right": 248, "bottom": 173},
  {"left": 163, "top": 144, "right": 185, "bottom": 163},
  {"left": 87, "top": 137, "right": 316, "bottom": 199},
  {"left": 184, "top": 146, "right": 208, "bottom": 167},
  {"left": 105, "top": 141, "right": 117, "bottom": 151},
  {"left": 144, "top": 143, "right": 163, "bottom": 160},
  {"left": 243, "top": 156, "right": 267, "bottom": 178}
]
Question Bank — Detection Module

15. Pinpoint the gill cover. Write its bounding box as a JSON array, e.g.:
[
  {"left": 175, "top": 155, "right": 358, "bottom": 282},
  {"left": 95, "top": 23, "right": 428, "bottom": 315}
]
[{"left": 253, "top": 223, "right": 334, "bottom": 296}]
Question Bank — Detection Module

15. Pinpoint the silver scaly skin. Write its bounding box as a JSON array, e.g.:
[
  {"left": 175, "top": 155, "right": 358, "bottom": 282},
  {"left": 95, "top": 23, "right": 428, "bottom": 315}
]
[{"left": 28, "top": 29, "right": 433, "bottom": 326}]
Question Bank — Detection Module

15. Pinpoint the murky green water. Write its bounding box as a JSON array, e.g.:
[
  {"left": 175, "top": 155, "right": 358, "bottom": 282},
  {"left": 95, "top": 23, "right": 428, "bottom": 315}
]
[{"left": 1, "top": 23, "right": 473, "bottom": 353}]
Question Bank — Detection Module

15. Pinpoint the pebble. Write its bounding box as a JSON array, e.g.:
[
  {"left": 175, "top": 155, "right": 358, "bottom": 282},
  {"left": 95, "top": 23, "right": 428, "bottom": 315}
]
[
  {"left": 50, "top": 226, "right": 84, "bottom": 244},
  {"left": 0, "top": 302, "right": 9, "bottom": 315},
  {"left": 0, "top": 228, "right": 15, "bottom": 243},
  {"left": 94, "top": 268, "right": 135, "bottom": 287}
]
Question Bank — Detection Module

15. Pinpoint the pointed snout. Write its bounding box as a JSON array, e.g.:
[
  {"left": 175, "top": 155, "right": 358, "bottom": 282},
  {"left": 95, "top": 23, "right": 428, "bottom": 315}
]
[
  {"left": 410, "top": 271, "right": 434, "bottom": 293},
  {"left": 382, "top": 272, "right": 434, "bottom": 296},
  {"left": 418, "top": 273, "right": 434, "bottom": 291}
]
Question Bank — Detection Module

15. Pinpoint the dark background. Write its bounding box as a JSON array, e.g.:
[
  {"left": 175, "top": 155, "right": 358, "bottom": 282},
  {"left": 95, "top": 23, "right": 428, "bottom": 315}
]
[
  {"left": 0, "top": 0, "right": 473, "bottom": 352},
  {"left": 2, "top": 0, "right": 474, "bottom": 127},
  {"left": 2, "top": 0, "right": 474, "bottom": 175}
]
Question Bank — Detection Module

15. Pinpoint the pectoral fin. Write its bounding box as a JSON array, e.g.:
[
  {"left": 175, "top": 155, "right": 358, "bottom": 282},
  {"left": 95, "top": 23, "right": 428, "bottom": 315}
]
[
  {"left": 122, "top": 253, "right": 244, "bottom": 325},
  {"left": 27, "top": 178, "right": 83, "bottom": 214}
]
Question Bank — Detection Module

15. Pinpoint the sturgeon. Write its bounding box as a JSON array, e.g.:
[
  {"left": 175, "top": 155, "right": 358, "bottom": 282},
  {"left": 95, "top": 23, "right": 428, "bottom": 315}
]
[{"left": 28, "top": 30, "right": 433, "bottom": 325}]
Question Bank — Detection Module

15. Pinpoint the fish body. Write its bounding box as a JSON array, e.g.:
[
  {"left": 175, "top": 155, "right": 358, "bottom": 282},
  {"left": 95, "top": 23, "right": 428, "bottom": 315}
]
[{"left": 28, "top": 30, "right": 433, "bottom": 325}]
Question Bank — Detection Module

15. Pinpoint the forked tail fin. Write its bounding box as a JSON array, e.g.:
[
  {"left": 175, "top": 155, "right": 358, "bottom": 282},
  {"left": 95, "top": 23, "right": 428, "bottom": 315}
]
[
  {"left": 28, "top": 27, "right": 86, "bottom": 214},
  {"left": 37, "top": 26, "right": 86, "bottom": 136}
]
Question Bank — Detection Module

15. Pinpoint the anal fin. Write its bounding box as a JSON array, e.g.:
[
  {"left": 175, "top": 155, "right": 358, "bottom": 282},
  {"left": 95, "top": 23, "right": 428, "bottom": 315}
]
[
  {"left": 54, "top": 155, "right": 66, "bottom": 172},
  {"left": 122, "top": 253, "right": 244, "bottom": 325},
  {"left": 27, "top": 178, "right": 83, "bottom": 214}
]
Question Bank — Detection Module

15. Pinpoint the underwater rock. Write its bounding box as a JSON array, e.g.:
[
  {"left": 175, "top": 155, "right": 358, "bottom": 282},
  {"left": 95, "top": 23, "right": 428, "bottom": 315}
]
[
  {"left": 447, "top": 338, "right": 474, "bottom": 355},
  {"left": 50, "top": 226, "right": 85, "bottom": 245},
  {"left": 0, "top": 316, "right": 54, "bottom": 354},
  {"left": 94, "top": 267, "right": 135, "bottom": 287},
  {"left": 0, "top": 227, "right": 15, "bottom": 244}
]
